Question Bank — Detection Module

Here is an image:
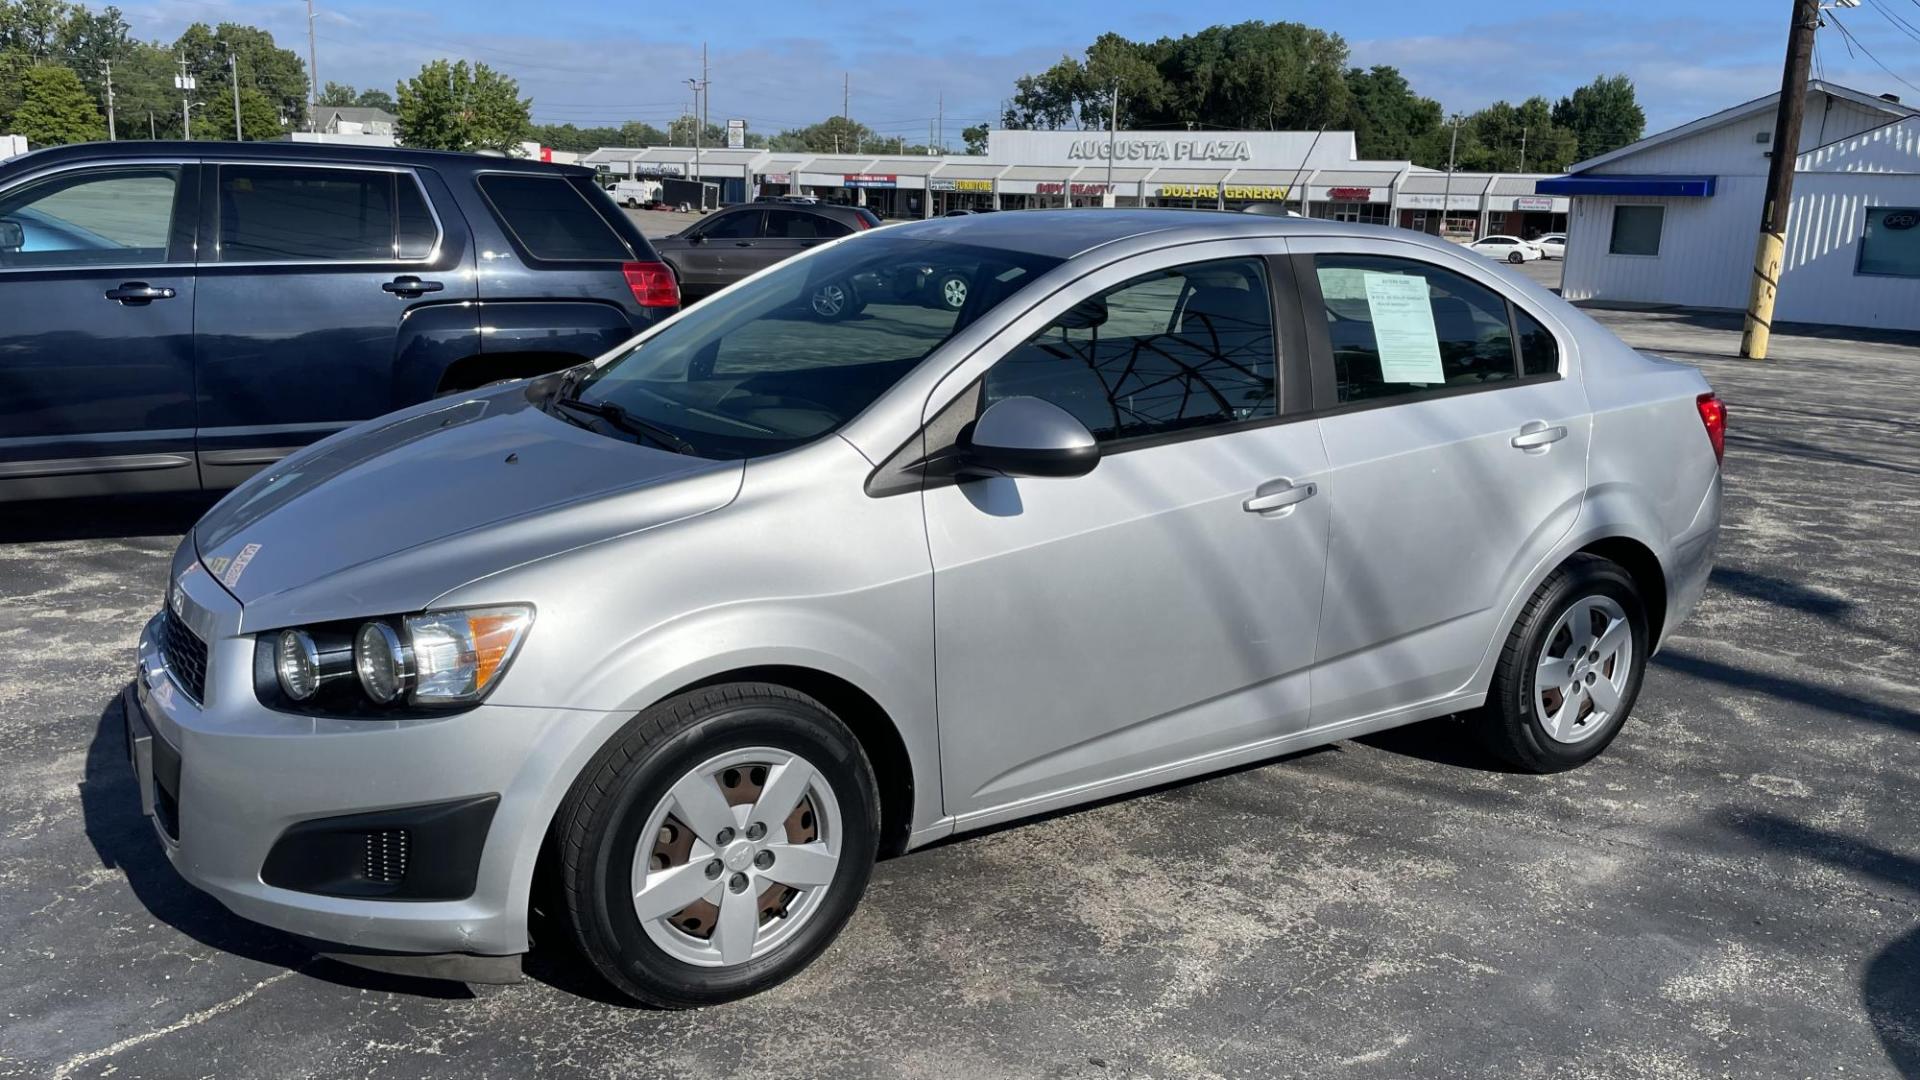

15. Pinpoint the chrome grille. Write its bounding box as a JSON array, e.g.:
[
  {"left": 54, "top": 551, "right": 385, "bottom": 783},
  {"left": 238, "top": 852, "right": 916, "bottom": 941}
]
[{"left": 159, "top": 612, "right": 209, "bottom": 702}]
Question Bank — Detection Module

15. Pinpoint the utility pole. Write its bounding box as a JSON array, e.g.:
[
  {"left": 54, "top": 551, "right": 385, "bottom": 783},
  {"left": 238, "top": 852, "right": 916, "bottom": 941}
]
[
  {"left": 230, "top": 51, "right": 242, "bottom": 141},
  {"left": 305, "top": 0, "right": 318, "bottom": 132},
  {"left": 1519, "top": 127, "right": 1527, "bottom": 173},
  {"left": 1741, "top": 0, "right": 1820, "bottom": 360},
  {"left": 175, "top": 55, "right": 195, "bottom": 140},
  {"left": 1439, "top": 115, "right": 1459, "bottom": 238},
  {"left": 101, "top": 60, "right": 116, "bottom": 140},
  {"left": 148, "top": 110, "right": 155, "bottom": 139},
  {"left": 936, "top": 91, "right": 943, "bottom": 154},
  {"left": 1106, "top": 80, "right": 1118, "bottom": 206}
]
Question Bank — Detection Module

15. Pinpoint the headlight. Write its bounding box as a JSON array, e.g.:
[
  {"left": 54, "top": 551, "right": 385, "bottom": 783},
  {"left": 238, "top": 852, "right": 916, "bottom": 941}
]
[{"left": 262, "top": 605, "right": 533, "bottom": 713}]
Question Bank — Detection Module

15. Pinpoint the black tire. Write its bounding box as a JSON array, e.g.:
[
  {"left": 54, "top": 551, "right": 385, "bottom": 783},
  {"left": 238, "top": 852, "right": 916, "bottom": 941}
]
[
  {"left": 934, "top": 272, "right": 970, "bottom": 310},
  {"left": 809, "top": 280, "right": 859, "bottom": 320},
  {"left": 554, "top": 683, "right": 880, "bottom": 1008},
  {"left": 1468, "top": 555, "right": 1649, "bottom": 773},
  {"left": 1508, "top": 251, "right": 1525, "bottom": 264}
]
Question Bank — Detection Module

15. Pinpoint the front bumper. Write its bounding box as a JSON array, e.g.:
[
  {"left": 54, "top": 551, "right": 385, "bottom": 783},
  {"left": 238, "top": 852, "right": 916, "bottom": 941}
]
[{"left": 128, "top": 563, "right": 618, "bottom": 958}]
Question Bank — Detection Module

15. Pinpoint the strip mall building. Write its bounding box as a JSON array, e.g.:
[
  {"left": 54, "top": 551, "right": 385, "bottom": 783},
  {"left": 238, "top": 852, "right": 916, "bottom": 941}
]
[{"left": 581, "top": 129, "right": 1569, "bottom": 240}]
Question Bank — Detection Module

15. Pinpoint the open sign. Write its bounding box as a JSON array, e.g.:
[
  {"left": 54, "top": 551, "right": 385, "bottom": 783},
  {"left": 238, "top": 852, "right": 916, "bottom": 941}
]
[{"left": 1882, "top": 209, "right": 1919, "bottom": 231}]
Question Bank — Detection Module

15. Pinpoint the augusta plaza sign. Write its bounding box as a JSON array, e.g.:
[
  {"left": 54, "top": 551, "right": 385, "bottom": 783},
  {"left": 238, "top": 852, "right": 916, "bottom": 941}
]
[{"left": 1067, "top": 138, "right": 1254, "bottom": 163}]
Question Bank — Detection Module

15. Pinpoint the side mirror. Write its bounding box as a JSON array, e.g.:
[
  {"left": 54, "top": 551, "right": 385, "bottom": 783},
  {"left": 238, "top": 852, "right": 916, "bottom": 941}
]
[
  {"left": 0, "top": 220, "right": 22, "bottom": 250},
  {"left": 960, "top": 397, "right": 1099, "bottom": 479}
]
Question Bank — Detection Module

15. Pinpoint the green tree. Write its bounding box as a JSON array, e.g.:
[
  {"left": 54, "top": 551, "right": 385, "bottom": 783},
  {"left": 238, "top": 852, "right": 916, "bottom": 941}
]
[
  {"left": 768, "top": 115, "right": 874, "bottom": 153},
  {"left": 1343, "top": 65, "right": 1441, "bottom": 161},
  {"left": 13, "top": 62, "right": 106, "bottom": 144},
  {"left": 353, "top": 86, "right": 394, "bottom": 111},
  {"left": 961, "top": 122, "right": 988, "bottom": 154},
  {"left": 395, "top": 59, "right": 530, "bottom": 152},
  {"left": 666, "top": 115, "right": 724, "bottom": 146},
  {"left": 1553, "top": 74, "right": 1645, "bottom": 163},
  {"left": 318, "top": 79, "right": 356, "bottom": 107},
  {"left": 173, "top": 22, "right": 308, "bottom": 133}
]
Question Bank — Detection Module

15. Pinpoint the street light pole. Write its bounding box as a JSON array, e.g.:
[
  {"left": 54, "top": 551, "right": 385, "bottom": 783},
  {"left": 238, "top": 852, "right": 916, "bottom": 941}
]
[
  {"left": 1106, "top": 79, "right": 1118, "bottom": 207},
  {"left": 230, "top": 51, "right": 242, "bottom": 141},
  {"left": 1439, "top": 116, "right": 1459, "bottom": 238}
]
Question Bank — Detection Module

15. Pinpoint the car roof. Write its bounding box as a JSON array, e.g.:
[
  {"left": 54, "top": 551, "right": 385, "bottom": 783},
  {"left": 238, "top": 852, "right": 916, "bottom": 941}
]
[
  {"left": 875, "top": 208, "right": 1434, "bottom": 261},
  {"left": 0, "top": 140, "right": 592, "bottom": 178}
]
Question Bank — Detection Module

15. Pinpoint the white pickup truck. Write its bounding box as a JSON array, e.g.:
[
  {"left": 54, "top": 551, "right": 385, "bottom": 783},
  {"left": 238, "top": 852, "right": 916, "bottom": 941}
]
[{"left": 603, "top": 179, "right": 663, "bottom": 208}]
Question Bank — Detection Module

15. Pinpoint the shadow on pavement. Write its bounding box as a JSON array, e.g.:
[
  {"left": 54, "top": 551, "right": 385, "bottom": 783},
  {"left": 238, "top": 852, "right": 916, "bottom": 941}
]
[
  {"left": 0, "top": 493, "right": 219, "bottom": 543},
  {"left": 1577, "top": 302, "right": 1920, "bottom": 349},
  {"left": 1719, "top": 812, "right": 1920, "bottom": 1078},
  {"left": 1653, "top": 650, "right": 1920, "bottom": 737},
  {"left": 1353, "top": 715, "right": 1527, "bottom": 774},
  {"left": 1708, "top": 566, "right": 1854, "bottom": 620},
  {"left": 79, "top": 688, "right": 478, "bottom": 1000}
]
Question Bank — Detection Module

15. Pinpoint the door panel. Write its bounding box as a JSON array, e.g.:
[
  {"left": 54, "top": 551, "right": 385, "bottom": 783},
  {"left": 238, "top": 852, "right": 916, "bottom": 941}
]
[
  {"left": 927, "top": 252, "right": 1328, "bottom": 818},
  {"left": 1294, "top": 242, "right": 1591, "bottom": 724},
  {"left": 192, "top": 163, "right": 476, "bottom": 479},
  {"left": 0, "top": 163, "right": 199, "bottom": 497}
]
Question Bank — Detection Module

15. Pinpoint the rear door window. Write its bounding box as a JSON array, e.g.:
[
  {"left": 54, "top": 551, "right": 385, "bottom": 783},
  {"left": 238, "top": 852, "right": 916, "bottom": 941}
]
[
  {"left": 766, "top": 210, "right": 849, "bottom": 239},
  {"left": 218, "top": 164, "right": 433, "bottom": 262},
  {"left": 478, "top": 173, "right": 632, "bottom": 261},
  {"left": 696, "top": 210, "right": 763, "bottom": 240},
  {"left": 1312, "top": 254, "right": 1522, "bottom": 404}
]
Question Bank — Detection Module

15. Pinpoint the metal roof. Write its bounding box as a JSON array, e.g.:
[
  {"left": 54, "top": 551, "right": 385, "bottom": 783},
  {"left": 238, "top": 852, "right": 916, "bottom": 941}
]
[
  {"left": 1227, "top": 169, "right": 1314, "bottom": 186},
  {"left": 1150, "top": 167, "right": 1234, "bottom": 185},
  {"left": 1567, "top": 79, "right": 1918, "bottom": 174},
  {"left": 1000, "top": 164, "right": 1082, "bottom": 180},
  {"left": 801, "top": 157, "right": 879, "bottom": 173},
  {"left": 929, "top": 162, "right": 1007, "bottom": 179},
  {"left": 1307, "top": 169, "right": 1402, "bottom": 187},
  {"left": 1399, "top": 173, "right": 1495, "bottom": 195}
]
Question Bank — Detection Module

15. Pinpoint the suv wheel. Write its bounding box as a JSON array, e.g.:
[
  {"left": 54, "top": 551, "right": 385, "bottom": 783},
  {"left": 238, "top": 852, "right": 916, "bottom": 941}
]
[
  {"left": 555, "top": 683, "right": 880, "bottom": 1007},
  {"left": 1468, "top": 555, "right": 1648, "bottom": 773},
  {"left": 810, "top": 281, "right": 859, "bottom": 320}
]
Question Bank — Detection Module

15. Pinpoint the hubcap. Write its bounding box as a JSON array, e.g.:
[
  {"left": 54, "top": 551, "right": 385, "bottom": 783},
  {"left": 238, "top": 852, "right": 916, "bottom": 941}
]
[
  {"left": 631, "top": 747, "right": 843, "bottom": 967},
  {"left": 1534, "top": 595, "right": 1633, "bottom": 744},
  {"left": 812, "top": 284, "right": 845, "bottom": 317},
  {"left": 942, "top": 277, "right": 967, "bottom": 308}
]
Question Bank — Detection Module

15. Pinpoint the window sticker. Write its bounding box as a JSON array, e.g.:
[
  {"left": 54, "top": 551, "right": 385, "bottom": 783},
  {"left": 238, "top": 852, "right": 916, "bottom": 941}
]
[
  {"left": 1362, "top": 272, "right": 1445, "bottom": 384},
  {"left": 1317, "top": 267, "right": 1370, "bottom": 301}
]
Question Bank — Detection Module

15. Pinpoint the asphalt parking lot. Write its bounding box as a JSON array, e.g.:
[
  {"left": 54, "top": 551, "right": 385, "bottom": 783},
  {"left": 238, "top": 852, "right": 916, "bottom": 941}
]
[{"left": 3, "top": 300, "right": 1918, "bottom": 1079}]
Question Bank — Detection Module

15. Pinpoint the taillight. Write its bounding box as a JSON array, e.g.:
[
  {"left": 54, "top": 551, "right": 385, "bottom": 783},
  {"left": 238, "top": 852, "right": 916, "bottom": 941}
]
[
  {"left": 1696, "top": 391, "right": 1726, "bottom": 465},
  {"left": 854, "top": 216, "right": 871, "bottom": 230},
  {"left": 622, "top": 261, "right": 679, "bottom": 308}
]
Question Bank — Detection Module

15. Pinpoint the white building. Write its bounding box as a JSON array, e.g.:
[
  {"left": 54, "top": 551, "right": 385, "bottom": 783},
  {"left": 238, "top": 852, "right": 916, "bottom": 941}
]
[
  {"left": 579, "top": 130, "right": 1568, "bottom": 234},
  {"left": 1546, "top": 81, "right": 1920, "bottom": 330}
]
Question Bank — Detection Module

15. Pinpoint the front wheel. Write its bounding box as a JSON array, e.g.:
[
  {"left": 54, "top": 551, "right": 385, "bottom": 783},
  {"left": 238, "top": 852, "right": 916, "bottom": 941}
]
[
  {"left": 934, "top": 272, "right": 969, "bottom": 310},
  {"left": 555, "top": 684, "right": 880, "bottom": 1007},
  {"left": 809, "top": 280, "right": 860, "bottom": 320},
  {"left": 1468, "top": 555, "right": 1648, "bottom": 772}
]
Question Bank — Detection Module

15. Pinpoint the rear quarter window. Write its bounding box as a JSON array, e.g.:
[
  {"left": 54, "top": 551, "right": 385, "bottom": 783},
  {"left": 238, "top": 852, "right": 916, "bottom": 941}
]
[{"left": 478, "top": 173, "right": 632, "bottom": 261}]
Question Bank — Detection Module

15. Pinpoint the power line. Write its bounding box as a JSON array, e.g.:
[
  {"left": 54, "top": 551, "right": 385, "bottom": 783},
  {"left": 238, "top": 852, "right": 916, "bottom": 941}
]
[{"left": 1829, "top": 11, "right": 1920, "bottom": 95}]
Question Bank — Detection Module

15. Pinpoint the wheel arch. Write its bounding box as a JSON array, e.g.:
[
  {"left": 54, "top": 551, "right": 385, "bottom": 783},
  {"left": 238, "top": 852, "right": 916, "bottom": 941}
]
[{"left": 1576, "top": 535, "right": 1668, "bottom": 646}]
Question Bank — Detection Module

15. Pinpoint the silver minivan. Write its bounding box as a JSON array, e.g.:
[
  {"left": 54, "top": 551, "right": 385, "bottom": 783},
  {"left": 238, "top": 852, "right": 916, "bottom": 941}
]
[{"left": 126, "top": 211, "right": 1722, "bottom": 1006}]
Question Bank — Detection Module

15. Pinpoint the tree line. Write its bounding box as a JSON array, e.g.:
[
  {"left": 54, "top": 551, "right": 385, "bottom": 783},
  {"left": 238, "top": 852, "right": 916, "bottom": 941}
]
[
  {"left": 7, "top": 4, "right": 1645, "bottom": 172},
  {"left": 999, "top": 21, "right": 1646, "bottom": 171}
]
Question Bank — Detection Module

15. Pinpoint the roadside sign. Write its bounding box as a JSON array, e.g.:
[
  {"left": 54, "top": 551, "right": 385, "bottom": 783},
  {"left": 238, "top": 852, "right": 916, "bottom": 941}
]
[{"left": 727, "top": 119, "right": 745, "bottom": 150}]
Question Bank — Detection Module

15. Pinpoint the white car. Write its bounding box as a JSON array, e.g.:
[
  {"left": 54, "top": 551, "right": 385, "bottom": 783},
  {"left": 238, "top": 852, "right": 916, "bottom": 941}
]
[
  {"left": 1469, "top": 235, "right": 1544, "bottom": 264},
  {"left": 1536, "top": 233, "right": 1567, "bottom": 260}
]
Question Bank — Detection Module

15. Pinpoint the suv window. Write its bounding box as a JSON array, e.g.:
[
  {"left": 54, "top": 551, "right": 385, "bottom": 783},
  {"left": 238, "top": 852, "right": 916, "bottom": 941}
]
[
  {"left": 0, "top": 167, "right": 179, "bottom": 268},
  {"left": 478, "top": 174, "right": 631, "bottom": 261},
  {"left": 984, "top": 257, "right": 1276, "bottom": 444},
  {"left": 218, "top": 164, "right": 432, "bottom": 262},
  {"left": 696, "top": 210, "right": 763, "bottom": 240},
  {"left": 766, "top": 209, "right": 849, "bottom": 239},
  {"left": 1313, "top": 254, "right": 1522, "bottom": 404}
]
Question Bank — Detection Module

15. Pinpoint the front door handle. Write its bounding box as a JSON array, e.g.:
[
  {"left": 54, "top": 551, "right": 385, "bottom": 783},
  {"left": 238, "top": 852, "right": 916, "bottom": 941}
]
[
  {"left": 733, "top": 241, "right": 756, "bottom": 247},
  {"left": 1244, "top": 481, "right": 1317, "bottom": 514},
  {"left": 105, "top": 282, "right": 176, "bottom": 304},
  {"left": 1511, "top": 421, "right": 1568, "bottom": 452},
  {"left": 383, "top": 276, "right": 444, "bottom": 297}
]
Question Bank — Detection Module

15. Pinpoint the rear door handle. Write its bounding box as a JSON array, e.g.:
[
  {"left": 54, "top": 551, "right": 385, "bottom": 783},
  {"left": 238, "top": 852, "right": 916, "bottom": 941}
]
[
  {"left": 383, "top": 276, "right": 444, "bottom": 297},
  {"left": 1244, "top": 481, "right": 1317, "bottom": 514},
  {"left": 1511, "top": 421, "right": 1568, "bottom": 451},
  {"left": 105, "top": 282, "right": 176, "bottom": 304}
]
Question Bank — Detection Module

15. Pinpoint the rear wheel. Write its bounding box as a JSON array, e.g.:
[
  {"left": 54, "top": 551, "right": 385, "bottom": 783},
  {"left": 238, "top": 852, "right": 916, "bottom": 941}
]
[
  {"left": 555, "top": 684, "right": 880, "bottom": 1007},
  {"left": 1469, "top": 555, "right": 1648, "bottom": 772},
  {"left": 1508, "top": 251, "right": 1525, "bottom": 264},
  {"left": 935, "top": 272, "right": 969, "bottom": 310},
  {"left": 810, "top": 280, "right": 861, "bottom": 320}
]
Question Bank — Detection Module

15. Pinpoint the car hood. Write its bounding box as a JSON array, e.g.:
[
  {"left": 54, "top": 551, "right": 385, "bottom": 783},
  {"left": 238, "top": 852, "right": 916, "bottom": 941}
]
[{"left": 195, "top": 382, "right": 741, "bottom": 627}]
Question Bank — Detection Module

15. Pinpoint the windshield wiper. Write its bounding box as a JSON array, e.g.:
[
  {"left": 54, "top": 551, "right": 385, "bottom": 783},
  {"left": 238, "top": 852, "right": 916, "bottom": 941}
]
[{"left": 552, "top": 395, "right": 699, "bottom": 455}]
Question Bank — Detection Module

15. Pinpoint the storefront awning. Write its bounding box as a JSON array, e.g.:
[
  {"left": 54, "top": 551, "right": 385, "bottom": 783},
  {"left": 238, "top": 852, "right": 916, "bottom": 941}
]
[{"left": 1535, "top": 174, "right": 1717, "bottom": 197}]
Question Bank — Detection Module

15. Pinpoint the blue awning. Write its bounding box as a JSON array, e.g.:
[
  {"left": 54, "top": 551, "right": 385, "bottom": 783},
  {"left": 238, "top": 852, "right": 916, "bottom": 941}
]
[{"left": 1534, "top": 175, "right": 1717, "bottom": 197}]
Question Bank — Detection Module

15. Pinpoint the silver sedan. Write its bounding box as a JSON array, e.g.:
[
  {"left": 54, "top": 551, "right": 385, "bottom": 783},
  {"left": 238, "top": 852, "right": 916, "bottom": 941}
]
[{"left": 126, "top": 210, "right": 1722, "bottom": 1007}]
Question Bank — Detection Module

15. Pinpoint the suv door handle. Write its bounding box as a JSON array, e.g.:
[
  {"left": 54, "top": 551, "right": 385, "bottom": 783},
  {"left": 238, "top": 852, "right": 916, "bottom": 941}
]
[
  {"left": 733, "top": 241, "right": 756, "bottom": 247},
  {"left": 1244, "top": 481, "right": 1317, "bottom": 514},
  {"left": 104, "top": 282, "right": 176, "bottom": 304},
  {"left": 383, "top": 276, "right": 444, "bottom": 297},
  {"left": 1511, "top": 421, "right": 1568, "bottom": 451}
]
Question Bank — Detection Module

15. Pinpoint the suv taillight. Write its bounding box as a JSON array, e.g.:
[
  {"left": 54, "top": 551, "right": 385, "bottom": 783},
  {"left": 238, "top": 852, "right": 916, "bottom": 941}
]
[
  {"left": 622, "top": 261, "right": 679, "bottom": 308},
  {"left": 1696, "top": 392, "right": 1726, "bottom": 465}
]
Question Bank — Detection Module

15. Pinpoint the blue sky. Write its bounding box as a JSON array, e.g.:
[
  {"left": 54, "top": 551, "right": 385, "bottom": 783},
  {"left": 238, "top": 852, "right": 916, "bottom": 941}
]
[{"left": 119, "top": 0, "right": 1920, "bottom": 144}]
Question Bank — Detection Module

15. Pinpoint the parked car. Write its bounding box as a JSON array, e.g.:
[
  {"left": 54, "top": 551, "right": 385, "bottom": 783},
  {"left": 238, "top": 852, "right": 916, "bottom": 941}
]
[
  {"left": 0, "top": 140, "right": 677, "bottom": 502},
  {"left": 127, "top": 210, "right": 1721, "bottom": 1008},
  {"left": 1536, "top": 233, "right": 1567, "bottom": 259},
  {"left": 652, "top": 202, "right": 877, "bottom": 301},
  {"left": 1468, "top": 234, "right": 1545, "bottom": 263},
  {"left": 754, "top": 194, "right": 820, "bottom": 205}
]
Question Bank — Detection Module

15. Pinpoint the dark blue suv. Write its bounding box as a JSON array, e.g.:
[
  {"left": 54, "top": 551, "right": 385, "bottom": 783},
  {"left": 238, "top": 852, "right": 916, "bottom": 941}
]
[{"left": 0, "top": 141, "right": 679, "bottom": 500}]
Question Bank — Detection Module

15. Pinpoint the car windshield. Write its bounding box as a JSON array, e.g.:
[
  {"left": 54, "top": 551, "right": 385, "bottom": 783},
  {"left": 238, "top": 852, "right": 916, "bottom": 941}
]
[{"left": 566, "top": 235, "right": 1062, "bottom": 459}]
